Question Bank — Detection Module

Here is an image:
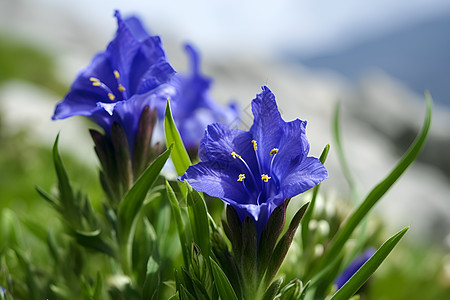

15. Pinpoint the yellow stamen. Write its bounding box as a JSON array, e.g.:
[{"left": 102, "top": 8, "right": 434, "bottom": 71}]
[
  {"left": 89, "top": 77, "right": 100, "bottom": 82},
  {"left": 270, "top": 148, "right": 279, "bottom": 155},
  {"left": 261, "top": 174, "right": 271, "bottom": 182},
  {"left": 251, "top": 140, "right": 258, "bottom": 151},
  {"left": 92, "top": 81, "right": 101, "bottom": 87},
  {"left": 231, "top": 152, "right": 241, "bottom": 159},
  {"left": 118, "top": 84, "right": 126, "bottom": 92},
  {"left": 113, "top": 70, "right": 120, "bottom": 79},
  {"left": 237, "top": 174, "right": 246, "bottom": 182},
  {"left": 108, "top": 93, "right": 115, "bottom": 101}
]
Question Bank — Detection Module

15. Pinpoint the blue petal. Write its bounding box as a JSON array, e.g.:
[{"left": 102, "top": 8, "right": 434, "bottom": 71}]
[
  {"left": 198, "top": 123, "right": 254, "bottom": 164},
  {"left": 52, "top": 53, "right": 115, "bottom": 121},
  {"left": 280, "top": 157, "right": 328, "bottom": 199},
  {"left": 250, "top": 86, "right": 284, "bottom": 166},
  {"left": 179, "top": 161, "right": 249, "bottom": 205},
  {"left": 272, "top": 118, "right": 309, "bottom": 177},
  {"left": 111, "top": 85, "right": 171, "bottom": 149}
]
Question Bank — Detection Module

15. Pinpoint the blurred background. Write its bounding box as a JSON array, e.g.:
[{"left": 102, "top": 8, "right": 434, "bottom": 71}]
[{"left": 1, "top": 0, "right": 449, "bottom": 298}]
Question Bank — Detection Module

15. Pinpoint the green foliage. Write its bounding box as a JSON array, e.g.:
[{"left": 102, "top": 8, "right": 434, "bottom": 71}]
[
  {"left": 330, "top": 227, "right": 409, "bottom": 300},
  {"left": 165, "top": 99, "right": 192, "bottom": 176},
  {"left": 0, "top": 47, "right": 441, "bottom": 300}
]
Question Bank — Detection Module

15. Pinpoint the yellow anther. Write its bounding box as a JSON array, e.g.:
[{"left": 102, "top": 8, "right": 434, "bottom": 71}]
[
  {"left": 108, "top": 93, "right": 116, "bottom": 101},
  {"left": 89, "top": 77, "right": 100, "bottom": 82},
  {"left": 251, "top": 140, "right": 258, "bottom": 151},
  {"left": 92, "top": 81, "right": 101, "bottom": 87},
  {"left": 118, "top": 84, "right": 126, "bottom": 92},
  {"left": 237, "top": 174, "right": 246, "bottom": 182},
  {"left": 261, "top": 174, "right": 271, "bottom": 182},
  {"left": 270, "top": 148, "right": 279, "bottom": 155},
  {"left": 231, "top": 152, "right": 241, "bottom": 159},
  {"left": 113, "top": 70, "right": 120, "bottom": 79}
]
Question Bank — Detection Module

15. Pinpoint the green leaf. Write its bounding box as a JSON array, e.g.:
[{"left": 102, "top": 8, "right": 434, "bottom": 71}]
[
  {"left": 186, "top": 182, "right": 211, "bottom": 258},
  {"left": 225, "top": 205, "right": 243, "bottom": 262},
  {"left": 93, "top": 272, "right": 103, "bottom": 300},
  {"left": 241, "top": 217, "right": 258, "bottom": 292},
  {"left": 264, "top": 202, "right": 309, "bottom": 286},
  {"left": 258, "top": 201, "right": 288, "bottom": 279},
  {"left": 330, "top": 227, "right": 409, "bottom": 300},
  {"left": 72, "top": 229, "right": 114, "bottom": 257},
  {"left": 210, "top": 258, "right": 239, "bottom": 300},
  {"left": 311, "top": 94, "right": 432, "bottom": 277},
  {"left": 263, "top": 277, "right": 283, "bottom": 300},
  {"left": 117, "top": 146, "right": 172, "bottom": 274},
  {"left": 164, "top": 99, "right": 192, "bottom": 176},
  {"left": 51, "top": 134, "right": 80, "bottom": 226},
  {"left": 52, "top": 133, "right": 74, "bottom": 207},
  {"left": 143, "top": 255, "right": 160, "bottom": 300},
  {"left": 333, "top": 103, "right": 358, "bottom": 201},
  {"left": 168, "top": 292, "right": 180, "bottom": 300},
  {"left": 166, "top": 181, "right": 190, "bottom": 266}
]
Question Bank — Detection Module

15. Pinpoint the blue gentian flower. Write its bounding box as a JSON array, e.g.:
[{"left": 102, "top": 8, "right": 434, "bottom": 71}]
[
  {"left": 335, "top": 248, "right": 376, "bottom": 289},
  {"left": 179, "top": 86, "right": 328, "bottom": 237},
  {"left": 163, "top": 44, "right": 238, "bottom": 154},
  {"left": 52, "top": 10, "right": 175, "bottom": 153},
  {"left": 0, "top": 285, "right": 5, "bottom": 295}
]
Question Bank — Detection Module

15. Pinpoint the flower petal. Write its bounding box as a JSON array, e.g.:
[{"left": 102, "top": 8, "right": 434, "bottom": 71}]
[
  {"left": 272, "top": 118, "right": 309, "bottom": 177},
  {"left": 250, "top": 86, "right": 284, "bottom": 165},
  {"left": 198, "top": 123, "right": 254, "bottom": 164},
  {"left": 280, "top": 156, "right": 328, "bottom": 199},
  {"left": 180, "top": 161, "right": 249, "bottom": 204}
]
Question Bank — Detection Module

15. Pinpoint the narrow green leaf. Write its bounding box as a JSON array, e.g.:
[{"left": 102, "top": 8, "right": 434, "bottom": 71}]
[
  {"left": 210, "top": 258, "right": 239, "bottom": 300},
  {"left": 225, "top": 205, "right": 243, "bottom": 261},
  {"left": 118, "top": 146, "right": 172, "bottom": 237},
  {"left": 166, "top": 180, "right": 190, "bottom": 266},
  {"left": 35, "top": 185, "right": 58, "bottom": 209},
  {"left": 265, "top": 202, "right": 309, "bottom": 286},
  {"left": 241, "top": 217, "right": 258, "bottom": 291},
  {"left": 117, "top": 146, "right": 172, "bottom": 274},
  {"left": 93, "top": 272, "right": 103, "bottom": 300},
  {"left": 143, "top": 255, "right": 160, "bottom": 300},
  {"left": 258, "top": 201, "right": 288, "bottom": 279},
  {"left": 263, "top": 277, "right": 283, "bottom": 300},
  {"left": 186, "top": 182, "right": 211, "bottom": 258},
  {"left": 52, "top": 134, "right": 74, "bottom": 206},
  {"left": 165, "top": 99, "right": 192, "bottom": 176},
  {"left": 298, "top": 280, "right": 310, "bottom": 300},
  {"left": 168, "top": 292, "right": 180, "bottom": 300},
  {"left": 72, "top": 229, "right": 114, "bottom": 257},
  {"left": 330, "top": 227, "right": 409, "bottom": 300},
  {"left": 111, "top": 122, "right": 133, "bottom": 191},
  {"left": 333, "top": 103, "right": 358, "bottom": 201},
  {"left": 311, "top": 95, "right": 432, "bottom": 277}
]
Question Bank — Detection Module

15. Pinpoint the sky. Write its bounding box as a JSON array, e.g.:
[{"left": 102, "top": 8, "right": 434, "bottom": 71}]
[{"left": 36, "top": 0, "right": 450, "bottom": 58}]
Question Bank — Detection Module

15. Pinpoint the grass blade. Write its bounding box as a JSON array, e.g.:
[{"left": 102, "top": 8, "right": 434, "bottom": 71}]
[
  {"left": 210, "top": 258, "right": 239, "bottom": 300},
  {"left": 330, "top": 227, "right": 409, "bottom": 300},
  {"left": 311, "top": 94, "right": 432, "bottom": 277},
  {"left": 164, "top": 99, "right": 192, "bottom": 176}
]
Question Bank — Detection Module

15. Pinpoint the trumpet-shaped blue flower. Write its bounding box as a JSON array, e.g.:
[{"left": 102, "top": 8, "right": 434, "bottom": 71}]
[
  {"left": 180, "top": 86, "right": 328, "bottom": 236},
  {"left": 52, "top": 10, "right": 175, "bottom": 152}
]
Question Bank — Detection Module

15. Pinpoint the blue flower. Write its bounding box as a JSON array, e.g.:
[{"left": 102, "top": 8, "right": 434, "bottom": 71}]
[
  {"left": 163, "top": 44, "right": 238, "bottom": 153},
  {"left": 335, "top": 248, "right": 376, "bottom": 289},
  {"left": 179, "top": 86, "right": 328, "bottom": 237},
  {"left": 52, "top": 10, "right": 175, "bottom": 153}
]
